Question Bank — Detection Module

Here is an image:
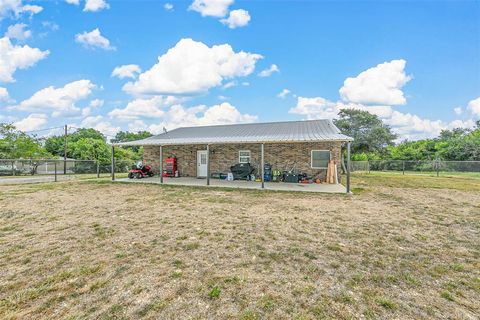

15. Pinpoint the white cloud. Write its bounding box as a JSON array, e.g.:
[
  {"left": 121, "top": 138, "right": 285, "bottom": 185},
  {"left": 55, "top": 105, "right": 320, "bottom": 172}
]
[
  {"left": 467, "top": 97, "right": 480, "bottom": 117},
  {"left": 189, "top": 0, "right": 233, "bottom": 17},
  {"left": 41, "top": 21, "right": 59, "bottom": 31},
  {"left": 453, "top": 107, "right": 463, "bottom": 115},
  {"left": 123, "top": 38, "right": 262, "bottom": 95},
  {"left": 164, "top": 3, "right": 173, "bottom": 11},
  {"left": 84, "top": 0, "right": 109, "bottom": 12},
  {"left": 108, "top": 96, "right": 181, "bottom": 120},
  {"left": 13, "top": 80, "right": 96, "bottom": 116},
  {"left": 0, "top": 37, "right": 49, "bottom": 83},
  {"left": 289, "top": 96, "right": 339, "bottom": 120},
  {"left": 277, "top": 88, "right": 290, "bottom": 99},
  {"left": 75, "top": 28, "right": 115, "bottom": 51},
  {"left": 66, "top": 0, "right": 80, "bottom": 5},
  {"left": 222, "top": 80, "right": 237, "bottom": 89},
  {"left": 81, "top": 98, "right": 104, "bottom": 116},
  {"left": 0, "top": 87, "right": 9, "bottom": 101},
  {"left": 80, "top": 115, "right": 119, "bottom": 137},
  {"left": 0, "top": 1, "right": 43, "bottom": 20},
  {"left": 5, "top": 23, "right": 31, "bottom": 41},
  {"left": 111, "top": 64, "right": 141, "bottom": 79},
  {"left": 258, "top": 64, "right": 279, "bottom": 77},
  {"left": 89, "top": 98, "right": 104, "bottom": 108},
  {"left": 148, "top": 102, "right": 257, "bottom": 132},
  {"left": 385, "top": 110, "right": 476, "bottom": 140},
  {"left": 128, "top": 119, "right": 148, "bottom": 132},
  {"left": 339, "top": 59, "right": 412, "bottom": 106},
  {"left": 220, "top": 9, "right": 250, "bottom": 28},
  {"left": 14, "top": 113, "right": 47, "bottom": 131}
]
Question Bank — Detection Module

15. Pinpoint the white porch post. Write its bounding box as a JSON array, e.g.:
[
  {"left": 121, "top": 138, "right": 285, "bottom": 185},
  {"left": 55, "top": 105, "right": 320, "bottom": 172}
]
[
  {"left": 261, "top": 143, "right": 265, "bottom": 189},
  {"left": 160, "top": 145, "right": 163, "bottom": 184},
  {"left": 206, "top": 144, "right": 210, "bottom": 186},
  {"left": 346, "top": 142, "right": 351, "bottom": 193}
]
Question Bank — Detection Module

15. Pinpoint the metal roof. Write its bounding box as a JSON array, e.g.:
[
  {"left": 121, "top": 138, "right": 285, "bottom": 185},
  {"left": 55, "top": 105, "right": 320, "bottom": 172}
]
[{"left": 113, "top": 119, "right": 353, "bottom": 146}]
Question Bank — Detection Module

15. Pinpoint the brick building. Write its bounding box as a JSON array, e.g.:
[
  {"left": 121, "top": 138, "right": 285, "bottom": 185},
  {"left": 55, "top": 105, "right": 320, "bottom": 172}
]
[{"left": 113, "top": 120, "right": 353, "bottom": 190}]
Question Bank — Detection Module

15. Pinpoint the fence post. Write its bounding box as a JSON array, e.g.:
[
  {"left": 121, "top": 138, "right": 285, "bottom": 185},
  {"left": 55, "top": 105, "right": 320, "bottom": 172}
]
[
  {"left": 96, "top": 161, "right": 100, "bottom": 178},
  {"left": 367, "top": 160, "right": 370, "bottom": 174},
  {"left": 54, "top": 161, "right": 57, "bottom": 182},
  {"left": 111, "top": 146, "right": 115, "bottom": 181},
  {"left": 402, "top": 161, "right": 405, "bottom": 175},
  {"left": 11, "top": 161, "right": 15, "bottom": 176}
]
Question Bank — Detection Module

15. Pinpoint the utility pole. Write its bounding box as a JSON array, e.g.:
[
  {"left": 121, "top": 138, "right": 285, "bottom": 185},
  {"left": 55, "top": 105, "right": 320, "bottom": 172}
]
[{"left": 64, "top": 124, "right": 67, "bottom": 174}]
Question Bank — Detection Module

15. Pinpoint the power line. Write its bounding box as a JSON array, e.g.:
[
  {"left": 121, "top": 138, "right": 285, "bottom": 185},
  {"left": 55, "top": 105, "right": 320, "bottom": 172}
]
[{"left": 24, "top": 126, "right": 64, "bottom": 134}]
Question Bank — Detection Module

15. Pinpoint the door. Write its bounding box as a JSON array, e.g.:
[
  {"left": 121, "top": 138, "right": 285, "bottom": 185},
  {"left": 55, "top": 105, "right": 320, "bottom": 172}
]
[{"left": 197, "top": 150, "right": 208, "bottom": 177}]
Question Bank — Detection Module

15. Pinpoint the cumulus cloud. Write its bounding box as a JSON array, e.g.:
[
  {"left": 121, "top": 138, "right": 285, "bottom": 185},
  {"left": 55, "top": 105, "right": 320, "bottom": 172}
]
[
  {"left": 65, "top": 0, "right": 80, "bottom": 5},
  {"left": 108, "top": 96, "right": 181, "bottom": 120},
  {"left": 123, "top": 38, "right": 262, "bottom": 95},
  {"left": 5, "top": 23, "right": 31, "bottom": 41},
  {"left": 80, "top": 115, "right": 119, "bottom": 137},
  {"left": 75, "top": 28, "right": 115, "bottom": 51},
  {"left": 277, "top": 88, "right": 291, "bottom": 99},
  {"left": 84, "top": 0, "right": 109, "bottom": 12},
  {"left": 339, "top": 59, "right": 412, "bottom": 106},
  {"left": 0, "top": 37, "right": 49, "bottom": 83},
  {"left": 258, "top": 64, "right": 279, "bottom": 77},
  {"left": 467, "top": 97, "right": 480, "bottom": 117},
  {"left": 0, "top": 87, "right": 10, "bottom": 101},
  {"left": 164, "top": 3, "right": 173, "bottom": 11},
  {"left": 189, "top": 0, "right": 233, "bottom": 17},
  {"left": 289, "top": 96, "right": 340, "bottom": 120},
  {"left": 148, "top": 102, "right": 257, "bottom": 133},
  {"left": 220, "top": 9, "right": 250, "bottom": 28},
  {"left": 453, "top": 107, "right": 463, "bottom": 115},
  {"left": 81, "top": 98, "right": 104, "bottom": 117},
  {"left": 14, "top": 113, "right": 47, "bottom": 131},
  {"left": 0, "top": 0, "right": 42, "bottom": 20},
  {"left": 13, "top": 80, "right": 96, "bottom": 116},
  {"left": 111, "top": 64, "right": 141, "bottom": 79}
]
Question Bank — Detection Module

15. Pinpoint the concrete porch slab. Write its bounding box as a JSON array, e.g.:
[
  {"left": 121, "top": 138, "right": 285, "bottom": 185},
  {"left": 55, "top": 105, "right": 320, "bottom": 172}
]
[{"left": 115, "top": 176, "right": 347, "bottom": 193}]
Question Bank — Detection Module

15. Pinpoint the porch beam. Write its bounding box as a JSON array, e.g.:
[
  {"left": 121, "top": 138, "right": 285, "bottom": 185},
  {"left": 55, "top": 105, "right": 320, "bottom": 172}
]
[
  {"left": 261, "top": 143, "right": 265, "bottom": 189},
  {"left": 346, "top": 142, "right": 351, "bottom": 193},
  {"left": 160, "top": 145, "right": 163, "bottom": 184},
  {"left": 111, "top": 146, "right": 115, "bottom": 181},
  {"left": 206, "top": 144, "right": 210, "bottom": 186}
]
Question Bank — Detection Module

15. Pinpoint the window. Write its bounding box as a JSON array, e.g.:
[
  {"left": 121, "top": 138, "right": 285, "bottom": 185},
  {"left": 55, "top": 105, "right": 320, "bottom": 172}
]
[
  {"left": 239, "top": 150, "right": 251, "bottom": 163},
  {"left": 311, "top": 150, "right": 331, "bottom": 168}
]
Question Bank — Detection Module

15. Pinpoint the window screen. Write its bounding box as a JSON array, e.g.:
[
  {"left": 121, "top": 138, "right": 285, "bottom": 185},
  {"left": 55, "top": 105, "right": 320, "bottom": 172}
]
[
  {"left": 311, "top": 150, "right": 331, "bottom": 168},
  {"left": 239, "top": 150, "right": 251, "bottom": 163}
]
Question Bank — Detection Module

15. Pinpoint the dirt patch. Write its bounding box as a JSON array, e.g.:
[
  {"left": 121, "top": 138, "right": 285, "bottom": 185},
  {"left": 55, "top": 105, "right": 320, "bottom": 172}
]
[{"left": 0, "top": 177, "right": 479, "bottom": 319}]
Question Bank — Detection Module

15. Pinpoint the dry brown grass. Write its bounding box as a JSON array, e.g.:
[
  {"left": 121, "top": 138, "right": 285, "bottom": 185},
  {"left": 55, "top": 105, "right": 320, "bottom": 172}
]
[{"left": 0, "top": 174, "right": 479, "bottom": 319}]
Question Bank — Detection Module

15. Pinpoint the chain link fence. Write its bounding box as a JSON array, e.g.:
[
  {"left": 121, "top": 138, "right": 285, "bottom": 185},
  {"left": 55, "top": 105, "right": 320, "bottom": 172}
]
[
  {"left": 0, "top": 159, "right": 134, "bottom": 183},
  {"left": 351, "top": 160, "right": 480, "bottom": 176}
]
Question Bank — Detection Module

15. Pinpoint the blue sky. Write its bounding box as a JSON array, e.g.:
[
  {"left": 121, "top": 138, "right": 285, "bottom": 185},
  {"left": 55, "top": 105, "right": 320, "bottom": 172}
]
[{"left": 0, "top": 0, "right": 479, "bottom": 140}]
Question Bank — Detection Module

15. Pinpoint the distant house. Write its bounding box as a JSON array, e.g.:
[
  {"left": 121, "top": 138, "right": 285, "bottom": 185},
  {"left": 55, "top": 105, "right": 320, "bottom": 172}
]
[{"left": 114, "top": 120, "right": 353, "bottom": 191}]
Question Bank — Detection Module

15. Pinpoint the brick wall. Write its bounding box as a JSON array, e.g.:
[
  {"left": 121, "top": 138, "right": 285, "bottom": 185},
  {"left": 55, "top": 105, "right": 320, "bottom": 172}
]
[{"left": 143, "top": 141, "right": 342, "bottom": 180}]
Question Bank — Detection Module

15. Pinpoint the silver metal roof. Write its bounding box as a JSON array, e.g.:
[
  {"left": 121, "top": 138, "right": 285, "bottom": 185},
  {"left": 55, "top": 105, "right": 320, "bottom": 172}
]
[{"left": 113, "top": 119, "right": 353, "bottom": 146}]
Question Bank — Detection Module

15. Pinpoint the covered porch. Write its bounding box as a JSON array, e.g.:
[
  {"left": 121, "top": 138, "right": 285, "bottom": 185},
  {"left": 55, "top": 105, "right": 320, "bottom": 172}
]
[{"left": 115, "top": 176, "right": 348, "bottom": 193}]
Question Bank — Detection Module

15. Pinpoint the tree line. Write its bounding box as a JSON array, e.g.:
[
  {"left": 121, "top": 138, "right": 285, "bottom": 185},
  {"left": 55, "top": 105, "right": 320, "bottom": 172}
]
[
  {"left": 1, "top": 110, "right": 479, "bottom": 162},
  {"left": 0, "top": 124, "right": 152, "bottom": 163},
  {"left": 334, "top": 109, "right": 480, "bottom": 161}
]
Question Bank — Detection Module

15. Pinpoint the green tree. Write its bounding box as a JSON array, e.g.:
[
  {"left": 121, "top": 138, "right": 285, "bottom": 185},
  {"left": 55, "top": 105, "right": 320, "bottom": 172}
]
[
  {"left": 334, "top": 109, "right": 397, "bottom": 158},
  {"left": 111, "top": 130, "right": 152, "bottom": 156},
  {"left": 0, "top": 124, "right": 51, "bottom": 159},
  {"left": 45, "top": 128, "right": 106, "bottom": 158}
]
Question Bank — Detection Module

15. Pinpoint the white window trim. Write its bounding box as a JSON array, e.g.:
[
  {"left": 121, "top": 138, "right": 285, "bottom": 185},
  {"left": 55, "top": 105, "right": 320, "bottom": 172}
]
[
  {"left": 311, "top": 150, "right": 331, "bottom": 169},
  {"left": 239, "top": 150, "right": 251, "bottom": 163}
]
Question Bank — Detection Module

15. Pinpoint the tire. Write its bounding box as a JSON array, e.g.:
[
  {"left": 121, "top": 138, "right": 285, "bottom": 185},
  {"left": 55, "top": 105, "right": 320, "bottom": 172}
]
[
  {"left": 135, "top": 172, "right": 142, "bottom": 179},
  {"left": 128, "top": 172, "right": 134, "bottom": 179}
]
